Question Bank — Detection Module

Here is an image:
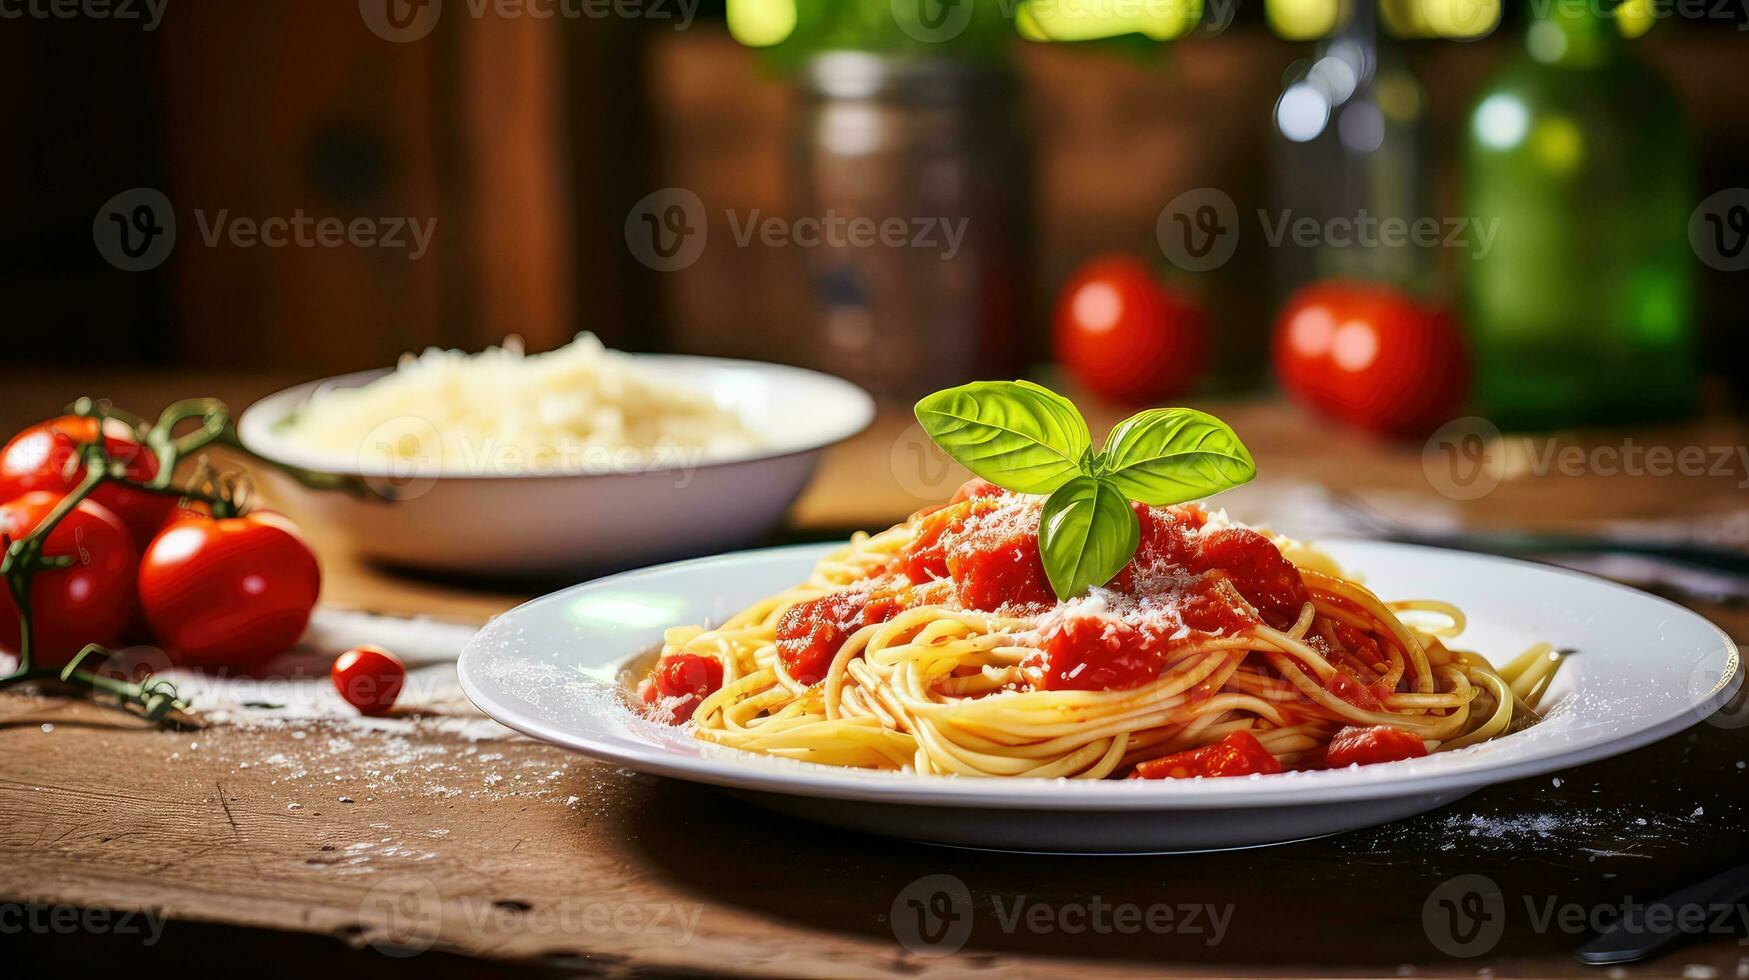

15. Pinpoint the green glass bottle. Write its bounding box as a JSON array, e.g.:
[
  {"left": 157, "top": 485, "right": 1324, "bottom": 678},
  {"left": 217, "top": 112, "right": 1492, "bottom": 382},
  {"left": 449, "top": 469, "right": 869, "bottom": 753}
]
[{"left": 1463, "top": 2, "right": 1697, "bottom": 430}]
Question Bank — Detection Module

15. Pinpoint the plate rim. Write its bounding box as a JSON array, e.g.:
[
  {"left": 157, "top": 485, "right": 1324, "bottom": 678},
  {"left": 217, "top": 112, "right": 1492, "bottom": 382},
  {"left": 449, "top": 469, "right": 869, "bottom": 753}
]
[{"left": 458, "top": 540, "right": 1742, "bottom": 812}]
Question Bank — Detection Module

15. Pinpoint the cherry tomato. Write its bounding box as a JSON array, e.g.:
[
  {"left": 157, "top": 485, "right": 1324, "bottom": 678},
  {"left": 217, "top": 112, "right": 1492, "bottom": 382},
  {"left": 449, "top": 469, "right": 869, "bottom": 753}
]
[
  {"left": 1130, "top": 730, "right": 1283, "bottom": 780},
  {"left": 1055, "top": 255, "right": 1208, "bottom": 404},
  {"left": 1324, "top": 724, "right": 1429, "bottom": 768},
  {"left": 0, "top": 492, "right": 138, "bottom": 666},
  {"left": 138, "top": 511, "right": 320, "bottom": 670},
  {"left": 1272, "top": 281, "right": 1468, "bottom": 437},
  {"left": 0, "top": 416, "right": 173, "bottom": 549},
  {"left": 332, "top": 645, "right": 406, "bottom": 716}
]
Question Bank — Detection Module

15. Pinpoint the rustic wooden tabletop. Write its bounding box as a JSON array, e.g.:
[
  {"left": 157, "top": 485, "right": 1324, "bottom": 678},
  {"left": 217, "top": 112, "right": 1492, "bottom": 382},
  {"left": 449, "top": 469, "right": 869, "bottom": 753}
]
[{"left": 3, "top": 372, "right": 1746, "bottom": 978}]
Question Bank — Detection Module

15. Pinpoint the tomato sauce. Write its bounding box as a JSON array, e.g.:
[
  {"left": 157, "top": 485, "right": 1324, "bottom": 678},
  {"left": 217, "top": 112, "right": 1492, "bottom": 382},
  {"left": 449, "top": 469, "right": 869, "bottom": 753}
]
[{"left": 776, "top": 587, "right": 903, "bottom": 685}]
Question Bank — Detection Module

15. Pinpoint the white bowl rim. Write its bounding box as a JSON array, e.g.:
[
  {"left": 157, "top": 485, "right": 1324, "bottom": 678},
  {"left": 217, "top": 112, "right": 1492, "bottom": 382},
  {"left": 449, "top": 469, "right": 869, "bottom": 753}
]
[{"left": 235, "top": 353, "right": 877, "bottom": 482}]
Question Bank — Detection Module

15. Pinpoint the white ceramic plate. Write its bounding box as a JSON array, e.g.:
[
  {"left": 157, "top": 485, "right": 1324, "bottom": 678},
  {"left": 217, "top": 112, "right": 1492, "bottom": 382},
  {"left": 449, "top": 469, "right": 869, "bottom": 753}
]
[
  {"left": 237, "top": 356, "right": 873, "bottom": 575},
  {"left": 458, "top": 541, "right": 1741, "bottom": 853}
]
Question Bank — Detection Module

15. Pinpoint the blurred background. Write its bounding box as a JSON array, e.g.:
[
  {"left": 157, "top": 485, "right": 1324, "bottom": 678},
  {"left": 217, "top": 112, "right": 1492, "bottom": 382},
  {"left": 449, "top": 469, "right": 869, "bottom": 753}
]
[{"left": 4, "top": 0, "right": 1748, "bottom": 435}]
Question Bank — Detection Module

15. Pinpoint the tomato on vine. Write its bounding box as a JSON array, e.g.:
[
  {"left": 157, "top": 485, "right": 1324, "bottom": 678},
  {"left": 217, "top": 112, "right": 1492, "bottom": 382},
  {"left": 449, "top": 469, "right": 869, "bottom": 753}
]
[
  {"left": 138, "top": 511, "right": 321, "bottom": 670},
  {"left": 0, "top": 416, "right": 173, "bottom": 548},
  {"left": 0, "top": 492, "right": 138, "bottom": 666}
]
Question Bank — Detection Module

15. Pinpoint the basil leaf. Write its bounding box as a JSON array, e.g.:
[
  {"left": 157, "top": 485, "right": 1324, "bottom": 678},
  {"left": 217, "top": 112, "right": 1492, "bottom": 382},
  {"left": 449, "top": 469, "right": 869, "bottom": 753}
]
[
  {"left": 914, "top": 381, "right": 1093, "bottom": 495},
  {"left": 1039, "top": 476, "right": 1140, "bottom": 600},
  {"left": 1099, "top": 408, "right": 1256, "bottom": 506}
]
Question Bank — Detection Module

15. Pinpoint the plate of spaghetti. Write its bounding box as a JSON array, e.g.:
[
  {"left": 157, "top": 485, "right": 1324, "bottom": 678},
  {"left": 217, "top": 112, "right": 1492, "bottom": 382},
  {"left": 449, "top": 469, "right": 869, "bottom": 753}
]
[{"left": 458, "top": 385, "right": 1740, "bottom": 852}]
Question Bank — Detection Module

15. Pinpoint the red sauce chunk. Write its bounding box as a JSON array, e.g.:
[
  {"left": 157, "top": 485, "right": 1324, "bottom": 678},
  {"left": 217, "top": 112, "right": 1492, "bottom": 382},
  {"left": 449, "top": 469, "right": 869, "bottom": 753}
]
[
  {"left": 899, "top": 490, "right": 1053, "bottom": 612},
  {"left": 776, "top": 588, "right": 902, "bottom": 685},
  {"left": 1323, "top": 725, "right": 1428, "bottom": 768},
  {"left": 1130, "top": 730, "right": 1283, "bottom": 780},
  {"left": 639, "top": 652, "right": 724, "bottom": 723},
  {"left": 1194, "top": 526, "right": 1309, "bottom": 630},
  {"left": 1038, "top": 615, "right": 1167, "bottom": 692}
]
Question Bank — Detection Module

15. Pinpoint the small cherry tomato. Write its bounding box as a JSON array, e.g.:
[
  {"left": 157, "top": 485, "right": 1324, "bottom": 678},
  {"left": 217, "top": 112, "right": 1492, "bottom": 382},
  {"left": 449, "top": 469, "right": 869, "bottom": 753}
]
[
  {"left": 332, "top": 645, "right": 406, "bottom": 715},
  {"left": 138, "top": 511, "right": 321, "bottom": 670},
  {"left": 1054, "top": 255, "right": 1208, "bottom": 404},
  {"left": 0, "top": 492, "right": 138, "bottom": 666},
  {"left": 0, "top": 416, "right": 173, "bottom": 549},
  {"left": 1324, "top": 724, "right": 1429, "bottom": 768},
  {"left": 1272, "top": 281, "right": 1468, "bottom": 437}
]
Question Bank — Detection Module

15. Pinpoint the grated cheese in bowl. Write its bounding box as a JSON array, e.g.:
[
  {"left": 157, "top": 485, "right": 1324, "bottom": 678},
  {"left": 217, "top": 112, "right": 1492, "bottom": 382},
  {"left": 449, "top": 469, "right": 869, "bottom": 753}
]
[{"left": 275, "top": 334, "right": 761, "bottom": 476}]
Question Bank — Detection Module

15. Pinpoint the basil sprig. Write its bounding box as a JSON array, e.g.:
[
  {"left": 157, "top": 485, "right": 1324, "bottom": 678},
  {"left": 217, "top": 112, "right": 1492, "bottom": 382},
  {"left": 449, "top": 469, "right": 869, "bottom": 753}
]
[{"left": 915, "top": 382, "right": 1255, "bottom": 600}]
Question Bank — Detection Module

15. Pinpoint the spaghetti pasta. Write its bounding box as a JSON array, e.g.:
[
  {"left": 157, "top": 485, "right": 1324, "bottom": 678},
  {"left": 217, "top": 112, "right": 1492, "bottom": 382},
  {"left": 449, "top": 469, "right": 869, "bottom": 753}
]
[{"left": 633, "top": 482, "right": 1559, "bottom": 780}]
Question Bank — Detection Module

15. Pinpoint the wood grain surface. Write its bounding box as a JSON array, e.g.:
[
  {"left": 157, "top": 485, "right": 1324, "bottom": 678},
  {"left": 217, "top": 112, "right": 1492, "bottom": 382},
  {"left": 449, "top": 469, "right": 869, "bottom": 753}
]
[{"left": 3, "top": 372, "right": 1747, "bottom": 977}]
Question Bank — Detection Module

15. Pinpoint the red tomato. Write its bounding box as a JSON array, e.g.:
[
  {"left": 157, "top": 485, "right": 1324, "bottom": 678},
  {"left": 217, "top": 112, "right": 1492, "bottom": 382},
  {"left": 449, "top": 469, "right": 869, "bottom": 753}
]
[
  {"left": 1324, "top": 725, "right": 1429, "bottom": 768},
  {"left": 137, "top": 512, "right": 320, "bottom": 670},
  {"left": 1055, "top": 255, "right": 1208, "bottom": 404},
  {"left": 1272, "top": 281, "right": 1468, "bottom": 437},
  {"left": 639, "top": 652, "right": 725, "bottom": 722},
  {"left": 1130, "top": 730, "right": 1283, "bottom": 780},
  {"left": 0, "top": 492, "right": 138, "bottom": 666},
  {"left": 0, "top": 416, "right": 173, "bottom": 549},
  {"left": 332, "top": 645, "right": 406, "bottom": 716}
]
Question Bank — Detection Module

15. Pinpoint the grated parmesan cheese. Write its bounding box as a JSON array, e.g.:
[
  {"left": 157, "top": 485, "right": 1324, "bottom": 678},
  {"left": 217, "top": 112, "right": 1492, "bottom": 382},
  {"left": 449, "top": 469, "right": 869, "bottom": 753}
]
[{"left": 279, "top": 333, "right": 759, "bottom": 474}]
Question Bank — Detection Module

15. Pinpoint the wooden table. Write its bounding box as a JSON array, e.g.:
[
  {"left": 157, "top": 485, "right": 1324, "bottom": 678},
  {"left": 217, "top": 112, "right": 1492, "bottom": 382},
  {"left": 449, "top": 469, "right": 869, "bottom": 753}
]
[{"left": 4, "top": 373, "right": 1747, "bottom": 978}]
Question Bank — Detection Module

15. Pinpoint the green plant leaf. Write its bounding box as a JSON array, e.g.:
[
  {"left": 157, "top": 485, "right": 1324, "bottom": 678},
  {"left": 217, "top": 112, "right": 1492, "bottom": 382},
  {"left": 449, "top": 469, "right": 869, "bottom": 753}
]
[
  {"left": 914, "top": 381, "right": 1093, "bottom": 495},
  {"left": 1099, "top": 408, "right": 1256, "bottom": 506},
  {"left": 1039, "top": 476, "right": 1140, "bottom": 599}
]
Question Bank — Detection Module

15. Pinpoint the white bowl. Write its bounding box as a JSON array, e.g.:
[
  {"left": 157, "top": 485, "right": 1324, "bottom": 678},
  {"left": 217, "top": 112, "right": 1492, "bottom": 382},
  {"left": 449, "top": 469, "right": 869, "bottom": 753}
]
[{"left": 236, "top": 355, "right": 874, "bottom": 575}]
